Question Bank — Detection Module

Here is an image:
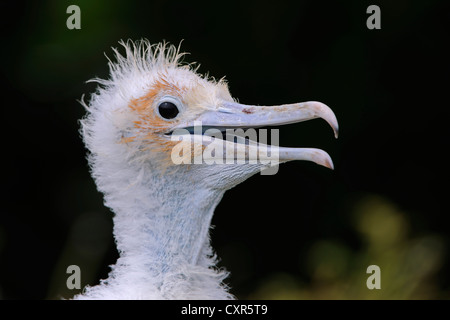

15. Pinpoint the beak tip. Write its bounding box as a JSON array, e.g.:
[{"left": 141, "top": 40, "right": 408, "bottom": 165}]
[
  {"left": 320, "top": 153, "right": 335, "bottom": 170},
  {"left": 325, "top": 159, "right": 334, "bottom": 170},
  {"left": 331, "top": 120, "right": 339, "bottom": 139}
]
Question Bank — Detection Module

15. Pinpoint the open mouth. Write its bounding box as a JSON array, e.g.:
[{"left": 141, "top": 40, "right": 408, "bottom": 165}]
[
  {"left": 167, "top": 100, "right": 338, "bottom": 169},
  {"left": 168, "top": 125, "right": 293, "bottom": 146}
]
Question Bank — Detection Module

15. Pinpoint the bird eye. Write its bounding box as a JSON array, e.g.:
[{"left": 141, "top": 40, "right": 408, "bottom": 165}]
[{"left": 158, "top": 101, "right": 180, "bottom": 120}]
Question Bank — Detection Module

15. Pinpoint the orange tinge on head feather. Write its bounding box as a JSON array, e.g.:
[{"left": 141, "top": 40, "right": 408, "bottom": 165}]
[
  {"left": 123, "top": 75, "right": 202, "bottom": 166},
  {"left": 129, "top": 76, "right": 184, "bottom": 128}
]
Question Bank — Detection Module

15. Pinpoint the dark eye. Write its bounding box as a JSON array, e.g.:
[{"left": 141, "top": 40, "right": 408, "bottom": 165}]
[{"left": 158, "top": 101, "right": 180, "bottom": 119}]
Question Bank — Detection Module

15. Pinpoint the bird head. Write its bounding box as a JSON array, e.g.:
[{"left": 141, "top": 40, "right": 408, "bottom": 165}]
[{"left": 82, "top": 40, "right": 338, "bottom": 191}]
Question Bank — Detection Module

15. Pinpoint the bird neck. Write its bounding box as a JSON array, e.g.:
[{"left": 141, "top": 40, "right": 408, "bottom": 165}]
[
  {"left": 113, "top": 175, "right": 224, "bottom": 269},
  {"left": 97, "top": 161, "right": 230, "bottom": 298}
]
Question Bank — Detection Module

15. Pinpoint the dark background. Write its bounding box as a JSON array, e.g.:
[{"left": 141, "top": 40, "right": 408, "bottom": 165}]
[{"left": 1, "top": 0, "right": 449, "bottom": 299}]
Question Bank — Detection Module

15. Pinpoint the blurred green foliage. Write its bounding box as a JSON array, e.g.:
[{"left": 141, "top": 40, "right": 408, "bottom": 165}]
[{"left": 249, "top": 195, "right": 447, "bottom": 299}]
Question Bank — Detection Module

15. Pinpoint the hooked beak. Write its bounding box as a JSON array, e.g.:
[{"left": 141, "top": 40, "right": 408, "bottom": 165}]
[{"left": 171, "top": 100, "right": 339, "bottom": 169}]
